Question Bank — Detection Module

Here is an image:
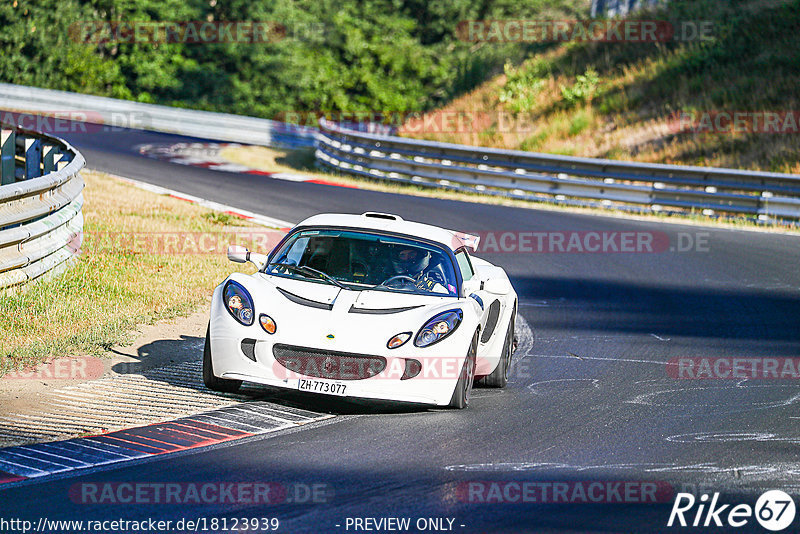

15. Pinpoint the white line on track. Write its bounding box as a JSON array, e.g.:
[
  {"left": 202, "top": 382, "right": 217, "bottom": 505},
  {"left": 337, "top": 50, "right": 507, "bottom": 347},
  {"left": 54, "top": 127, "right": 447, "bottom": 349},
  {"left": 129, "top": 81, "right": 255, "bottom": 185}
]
[
  {"left": 102, "top": 171, "right": 295, "bottom": 229},
  {"left": 517, "top": 352, "right": 666, "bottom": 365},
  {"left": 527, "top": 378, "right": 600, "bottom": 394}
]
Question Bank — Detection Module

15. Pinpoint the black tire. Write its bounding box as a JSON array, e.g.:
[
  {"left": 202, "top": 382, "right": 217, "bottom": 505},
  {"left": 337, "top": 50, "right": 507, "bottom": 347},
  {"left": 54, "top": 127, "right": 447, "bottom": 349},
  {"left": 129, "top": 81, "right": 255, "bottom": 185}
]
[
  {"left": 477, "top": 311, "right": 515, "bottom": 388},
  {"left": 203, "top": 323, "right": 242, "bottom": 393},
  {"left": 448, "top": 330, "right": 478, "bottom": 409}
]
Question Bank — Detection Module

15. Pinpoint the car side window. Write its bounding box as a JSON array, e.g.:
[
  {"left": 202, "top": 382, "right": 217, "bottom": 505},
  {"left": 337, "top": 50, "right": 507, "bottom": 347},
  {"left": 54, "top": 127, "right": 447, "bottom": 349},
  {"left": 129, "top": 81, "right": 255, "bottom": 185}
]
[
  {"left": 455, "top": 250, "right": 474, "bottom": 281},
  {"left": 281, "top": 236, "right": 310, "bottom": 266}
]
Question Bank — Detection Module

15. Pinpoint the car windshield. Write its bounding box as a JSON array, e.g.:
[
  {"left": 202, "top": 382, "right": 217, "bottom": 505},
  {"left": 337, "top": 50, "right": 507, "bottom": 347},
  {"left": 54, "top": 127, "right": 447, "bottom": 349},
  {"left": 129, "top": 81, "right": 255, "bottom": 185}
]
[{"left": 265, "top": 229, "right": 459, "bottom": 296}]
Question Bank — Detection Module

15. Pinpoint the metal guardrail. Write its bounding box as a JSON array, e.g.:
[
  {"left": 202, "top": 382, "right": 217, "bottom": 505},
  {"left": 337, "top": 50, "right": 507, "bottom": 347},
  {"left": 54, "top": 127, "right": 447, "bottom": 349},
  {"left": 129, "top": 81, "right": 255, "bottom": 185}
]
[
  {"left": 315, "top": 118, "right": 800, "bottom": 221},
  {"left": 4, "top": 84, "right": 797, "bottom": 221},
  {"left": 0, "top": 125, "right": 85, "bottom": 289},
  {"left": 591, "top": 0, "right": 664, "bottom": 17},
  {"left": 0, "top": 83, "right": 317, "bottom": 150}
]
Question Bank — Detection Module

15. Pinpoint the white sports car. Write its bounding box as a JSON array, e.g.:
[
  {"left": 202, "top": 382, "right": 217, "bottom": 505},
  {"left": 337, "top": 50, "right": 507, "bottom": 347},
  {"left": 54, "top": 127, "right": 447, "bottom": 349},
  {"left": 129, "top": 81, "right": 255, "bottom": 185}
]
[{"left": 204, "top": 212, "right": 517, "bottom": 408}]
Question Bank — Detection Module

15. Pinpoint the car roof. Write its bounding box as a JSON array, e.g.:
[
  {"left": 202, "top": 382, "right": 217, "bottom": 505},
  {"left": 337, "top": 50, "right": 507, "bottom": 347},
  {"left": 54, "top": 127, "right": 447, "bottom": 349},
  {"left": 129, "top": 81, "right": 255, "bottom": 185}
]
[{"left": 293, "top": 212, "right": 478, "bottom": 252}]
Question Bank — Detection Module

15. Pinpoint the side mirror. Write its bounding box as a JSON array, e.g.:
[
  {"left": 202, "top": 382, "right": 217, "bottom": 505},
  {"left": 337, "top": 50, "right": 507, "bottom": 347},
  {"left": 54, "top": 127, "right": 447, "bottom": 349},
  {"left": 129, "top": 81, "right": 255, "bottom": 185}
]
[
  {"left": 227, "top": 245, "right": 249, "bottom": 263},
  {"left": 227, "top": 245, "right": 268, "bottom": 270},
  {"left": 484, "top": 277, "right": 511, "bottom": 295},
  {"left": 462, "top": 277, "right": 481, "bottom": 295}
]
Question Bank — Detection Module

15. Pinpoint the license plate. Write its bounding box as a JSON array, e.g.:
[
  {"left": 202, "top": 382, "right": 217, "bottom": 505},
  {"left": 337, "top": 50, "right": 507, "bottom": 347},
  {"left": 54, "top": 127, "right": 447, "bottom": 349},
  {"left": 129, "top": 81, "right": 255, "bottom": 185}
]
[{"left": 297, "top": 378, "right": 347, "bottom": 396}]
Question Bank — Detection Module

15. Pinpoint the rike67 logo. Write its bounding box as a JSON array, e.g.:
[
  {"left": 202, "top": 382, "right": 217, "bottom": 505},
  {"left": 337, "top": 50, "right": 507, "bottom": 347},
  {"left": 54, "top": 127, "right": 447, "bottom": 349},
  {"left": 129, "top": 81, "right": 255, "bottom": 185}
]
[{"left": 668, "top": 490, "right": 796, "bottom": 531}]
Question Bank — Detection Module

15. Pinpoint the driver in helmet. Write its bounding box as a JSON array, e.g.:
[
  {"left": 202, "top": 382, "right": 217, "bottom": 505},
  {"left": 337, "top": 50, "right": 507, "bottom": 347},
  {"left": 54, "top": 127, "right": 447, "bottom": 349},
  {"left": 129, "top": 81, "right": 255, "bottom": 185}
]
[{"left": 389, "top": 246, "right": 448, "bottom": 294}]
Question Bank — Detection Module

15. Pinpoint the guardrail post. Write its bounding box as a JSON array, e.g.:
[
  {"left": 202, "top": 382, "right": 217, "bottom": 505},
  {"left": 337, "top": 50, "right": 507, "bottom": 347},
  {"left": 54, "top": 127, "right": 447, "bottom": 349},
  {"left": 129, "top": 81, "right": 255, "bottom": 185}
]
[
  {"left": 42, "top": 144, "right": 57, "bottom": 174},
  {"left": 1, "top": 129, "right": 14, "bottom": 185},
  {"left": 24, "top": 137, "right": 42, "bottom": 179}
]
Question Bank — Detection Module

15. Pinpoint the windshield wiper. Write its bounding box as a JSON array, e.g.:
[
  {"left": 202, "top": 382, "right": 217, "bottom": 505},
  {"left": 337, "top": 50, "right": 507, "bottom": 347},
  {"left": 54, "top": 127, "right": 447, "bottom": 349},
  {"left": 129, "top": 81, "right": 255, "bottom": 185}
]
[
  {"left": 297, "top": 265, "right": 349, "bottom": 290},
  {"left": 267, "top": 263, "right": 349, "bottom": 290}
]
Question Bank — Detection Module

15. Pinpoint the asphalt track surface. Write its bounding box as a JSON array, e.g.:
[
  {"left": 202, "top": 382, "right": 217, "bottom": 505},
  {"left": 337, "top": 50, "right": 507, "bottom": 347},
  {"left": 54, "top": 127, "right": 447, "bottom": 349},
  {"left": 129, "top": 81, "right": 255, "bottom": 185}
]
[{"left": 2, "top": 124, "right": 800, "bottom": 533}]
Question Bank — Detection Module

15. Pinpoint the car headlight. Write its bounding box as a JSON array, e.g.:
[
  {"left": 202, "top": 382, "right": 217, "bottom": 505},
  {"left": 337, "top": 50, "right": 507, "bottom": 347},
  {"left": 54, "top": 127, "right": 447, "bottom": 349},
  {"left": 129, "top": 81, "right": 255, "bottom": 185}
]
[
  {"left": 414, "top": 309, "right": 463, "bottom": 348},
  {"left": 223, "top": 280, "right": 254, "bottom": 326}
]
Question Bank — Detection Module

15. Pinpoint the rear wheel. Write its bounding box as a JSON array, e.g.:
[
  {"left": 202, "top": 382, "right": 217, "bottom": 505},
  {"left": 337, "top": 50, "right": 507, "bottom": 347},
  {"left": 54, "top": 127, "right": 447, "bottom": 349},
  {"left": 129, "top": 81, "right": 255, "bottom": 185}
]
[
  {"left": 477, "top": 311, "right": 515, "bottom": 388},
  {"left": 448, "top": 330, "right": 478, "bottom": 409},
  {"left": 203, "top": 323, "right": 242, "bottom": 393}
]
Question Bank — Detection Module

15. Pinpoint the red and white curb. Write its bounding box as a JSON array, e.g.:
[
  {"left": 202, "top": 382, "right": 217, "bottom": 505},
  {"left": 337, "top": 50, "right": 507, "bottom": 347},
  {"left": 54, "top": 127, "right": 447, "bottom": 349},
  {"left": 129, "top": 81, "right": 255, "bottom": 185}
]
[
  {"left": 0, "top": 402, "right": 331, "bottom": 486},
  {"left": 0, "top": 360, "right": 332, "bottom": 486},
  {"left": 136, "top": 142, "right": 357, "bottom": 189}
]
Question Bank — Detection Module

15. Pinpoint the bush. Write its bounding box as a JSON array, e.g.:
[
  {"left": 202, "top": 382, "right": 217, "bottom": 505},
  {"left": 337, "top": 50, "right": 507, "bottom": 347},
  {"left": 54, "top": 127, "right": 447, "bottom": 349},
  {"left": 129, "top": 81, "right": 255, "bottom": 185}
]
[
  {"left": 568, "top": 110, "right": 591, "bottom": 136},
  {"left": 0, "top": 0, "right": 582, "bottom": 118},
  {"left": 560, "top": 68, "right": 600, "bottom": 107},
  {"left": 498, "top": 60, "right": 549, "bottom": 114}
]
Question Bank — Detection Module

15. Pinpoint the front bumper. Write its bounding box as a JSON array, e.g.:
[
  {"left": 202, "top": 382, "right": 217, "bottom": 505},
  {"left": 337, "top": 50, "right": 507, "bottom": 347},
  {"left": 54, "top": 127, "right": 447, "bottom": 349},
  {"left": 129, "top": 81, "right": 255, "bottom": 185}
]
[{"left": 209, "top": 287, "right": 471, "bottom": 406}]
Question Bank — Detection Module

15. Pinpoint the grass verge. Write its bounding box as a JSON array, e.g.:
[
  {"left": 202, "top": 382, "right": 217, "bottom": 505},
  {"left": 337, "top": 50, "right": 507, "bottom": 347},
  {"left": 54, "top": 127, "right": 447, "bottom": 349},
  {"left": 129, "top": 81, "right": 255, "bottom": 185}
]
[
  {"left": 0, "top": 170, "right": 259, "bottom": 376},
  {"left": 398, "top": 0, "right": 800, "bottom": 174}
]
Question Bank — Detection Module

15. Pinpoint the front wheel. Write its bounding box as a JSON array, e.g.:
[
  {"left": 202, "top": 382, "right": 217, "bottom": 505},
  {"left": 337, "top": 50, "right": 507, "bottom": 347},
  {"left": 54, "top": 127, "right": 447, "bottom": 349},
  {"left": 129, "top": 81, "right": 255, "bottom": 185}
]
[
  {"left": 448, "top": 330, "right": 478, "bottom": 409},
  {"left": 203, "top": 323, "right": 242, "bottom": 393}
]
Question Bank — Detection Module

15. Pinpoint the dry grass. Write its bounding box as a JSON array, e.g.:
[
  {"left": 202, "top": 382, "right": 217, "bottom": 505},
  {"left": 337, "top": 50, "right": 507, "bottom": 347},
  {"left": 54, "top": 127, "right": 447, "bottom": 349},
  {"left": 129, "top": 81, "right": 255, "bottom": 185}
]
[
  {"left": 398, "top": 1, "right": 800, "bottom": 174},
  {"left": 219, "top": 145, "right": 320, "bottom": 177},
  {"left": 0, "top": 170, "right": 259, "bottom": 376}
]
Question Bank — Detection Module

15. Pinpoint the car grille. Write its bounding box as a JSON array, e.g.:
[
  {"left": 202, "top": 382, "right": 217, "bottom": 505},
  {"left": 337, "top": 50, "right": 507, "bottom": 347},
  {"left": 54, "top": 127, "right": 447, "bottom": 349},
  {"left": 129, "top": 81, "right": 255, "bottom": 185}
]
[{"left": 272, "top": 344, "right": 387, "bottom": 380}]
